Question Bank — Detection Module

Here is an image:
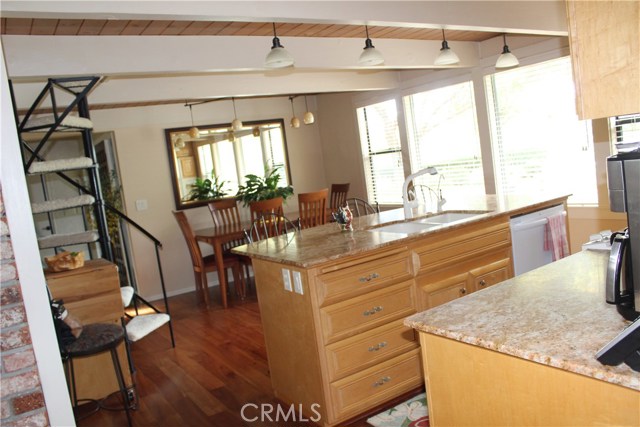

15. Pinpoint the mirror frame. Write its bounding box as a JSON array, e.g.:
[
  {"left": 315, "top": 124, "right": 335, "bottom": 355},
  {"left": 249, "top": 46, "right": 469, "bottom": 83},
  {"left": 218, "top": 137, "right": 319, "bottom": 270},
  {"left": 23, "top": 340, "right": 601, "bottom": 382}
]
[{"left": 165, "top": 118, "right": 292, "bottom": 210}]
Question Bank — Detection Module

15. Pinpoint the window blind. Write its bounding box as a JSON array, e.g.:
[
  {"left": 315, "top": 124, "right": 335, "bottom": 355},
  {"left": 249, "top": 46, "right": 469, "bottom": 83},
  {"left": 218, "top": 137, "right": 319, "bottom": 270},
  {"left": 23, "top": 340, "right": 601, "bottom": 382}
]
[{"left": 612, "top": 114, "right": 640, "bottom": 146}]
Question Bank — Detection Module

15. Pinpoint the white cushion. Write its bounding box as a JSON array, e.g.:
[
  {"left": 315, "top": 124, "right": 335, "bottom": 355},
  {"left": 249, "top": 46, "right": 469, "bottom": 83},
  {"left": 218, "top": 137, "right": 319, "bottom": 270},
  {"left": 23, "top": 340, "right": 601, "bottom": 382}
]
[{"left": 125, "top": 313, "right": 170, "bottom": 342}]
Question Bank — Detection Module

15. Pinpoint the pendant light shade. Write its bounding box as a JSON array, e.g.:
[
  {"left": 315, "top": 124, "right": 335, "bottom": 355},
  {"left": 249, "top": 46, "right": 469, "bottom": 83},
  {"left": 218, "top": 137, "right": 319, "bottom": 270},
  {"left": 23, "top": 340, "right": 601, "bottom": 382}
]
[
  {"left": 231, "top": 97, "right": 243, "bottom": 131},
  {"left": 495, "top": 34, "right": 519, "bottom": 69},
  {"left": 187, "top": 104, "right": 200, "bottom": 138},
  {"left": 434, "top": 29, "right": 459, "bottom": 66},
  {"left": 289, "top": 97, "right": 300, "bottom": 128},
  {"left": 265, "top": 23, "right": 294, "bottom": 68},
  {"left": 358, "top": 25, "right": 384, "bottom": 66},
  {"left": 303, "top": 96, "right": 315, "bottom": 125}
]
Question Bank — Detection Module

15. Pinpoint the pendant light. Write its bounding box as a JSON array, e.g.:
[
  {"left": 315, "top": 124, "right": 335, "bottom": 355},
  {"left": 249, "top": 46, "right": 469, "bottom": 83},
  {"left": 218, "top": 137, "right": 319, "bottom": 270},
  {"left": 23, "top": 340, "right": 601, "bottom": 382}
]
[
  {"left": 303, "top": 96, "right": 315, "bottom": 125},
  {"left": 231, "top": 97, "right": 243, "bottom": 131},
  {"left": 187, "top": 104, "right": 200, "bottom": 139},
  {"left": 265, "top": 23, "right": 294, "bottom": 68},
  {"left": 434, "top": 29, "right": 459, "bottom": 66},
  {"left": 289, "top": 97, "right": 300, "bottom": 128},
  {"left": 358, "top": 25, "right": 384, "bottom": 66},
  {"left": 495, "top": 34, "right": 519, "bottom": 69}
]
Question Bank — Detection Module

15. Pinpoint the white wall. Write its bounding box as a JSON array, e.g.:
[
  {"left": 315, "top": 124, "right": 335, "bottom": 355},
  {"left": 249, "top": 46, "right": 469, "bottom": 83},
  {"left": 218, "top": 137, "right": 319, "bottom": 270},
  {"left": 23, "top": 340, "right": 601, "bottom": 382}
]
[{"left": 89, "top": 96, "right": 326, "bottom": 299}]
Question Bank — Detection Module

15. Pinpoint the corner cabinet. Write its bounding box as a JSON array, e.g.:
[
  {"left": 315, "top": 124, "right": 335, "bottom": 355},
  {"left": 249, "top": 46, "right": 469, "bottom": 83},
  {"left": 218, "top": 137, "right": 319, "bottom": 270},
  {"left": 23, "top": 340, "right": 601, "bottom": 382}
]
[
  {"left": 250, "top": 215, "right": 514, "bottom": 426},
  {"left": 566, "top": 0, "right": 640, "bottom": 119}
]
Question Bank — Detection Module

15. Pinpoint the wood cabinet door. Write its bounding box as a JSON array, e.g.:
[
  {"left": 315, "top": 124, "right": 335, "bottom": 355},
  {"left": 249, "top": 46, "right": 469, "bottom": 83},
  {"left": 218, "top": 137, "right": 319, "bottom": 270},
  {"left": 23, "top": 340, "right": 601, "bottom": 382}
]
[
  {"left": 470, "top": 257, "right": 512, "bottom": 293},
  {"left": 417, "top": 271, "right": 470, "bottom": 310}
]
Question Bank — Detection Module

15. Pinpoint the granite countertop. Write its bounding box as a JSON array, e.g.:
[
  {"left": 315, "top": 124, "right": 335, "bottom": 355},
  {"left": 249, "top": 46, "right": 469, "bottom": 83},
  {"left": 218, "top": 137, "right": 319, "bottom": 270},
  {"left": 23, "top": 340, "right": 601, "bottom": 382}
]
[
  {"left": 405, "top": 250, "right": 639, "bottom": 391},
  {"left": 232, "top": 193, "right": 568, "bottom": 268}
]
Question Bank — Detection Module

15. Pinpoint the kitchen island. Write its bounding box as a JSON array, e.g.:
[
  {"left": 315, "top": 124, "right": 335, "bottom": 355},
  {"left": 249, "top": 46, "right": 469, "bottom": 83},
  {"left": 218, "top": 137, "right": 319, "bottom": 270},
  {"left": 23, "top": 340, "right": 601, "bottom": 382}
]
[
  {"left": 233, "top": 193, "right": 569, "bottom": 427},
  {"left": 405, "top": 250, "right": 639, "bottom": 426}
]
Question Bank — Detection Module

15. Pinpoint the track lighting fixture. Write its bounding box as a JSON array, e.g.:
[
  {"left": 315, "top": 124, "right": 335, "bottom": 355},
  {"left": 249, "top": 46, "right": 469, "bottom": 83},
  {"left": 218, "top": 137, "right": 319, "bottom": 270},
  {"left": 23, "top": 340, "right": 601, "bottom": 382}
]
[
  {"left": 289, "top": 97, "right": 300, "bottom": 128},
  {"left": 187, "top": 104, "right": 199, "bottom": 139},
  {"left": 358, "top": 25, "right": 384, "bottom": 66},
  {"left": 265, "top": 23, "right": 294, "bottom": 68},
  {"left": 231, "top": 97, "right": 243, "bottom": 131},
  {"left": 303, "top": 96, "right": 315, "bottom": 125},
  {"left": 434, "top": 29, "right": 460, "bottom": 66},
  {"left": 495, "top": 34, "right": 519, "bottom": 69}
]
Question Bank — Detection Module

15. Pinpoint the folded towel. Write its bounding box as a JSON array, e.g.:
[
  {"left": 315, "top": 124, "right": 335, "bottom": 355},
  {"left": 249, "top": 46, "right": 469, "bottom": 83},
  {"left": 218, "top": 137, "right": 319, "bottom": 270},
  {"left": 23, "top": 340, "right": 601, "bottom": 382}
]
[{"left": 544, "top": 213, "right": 569, "bottom": 261}]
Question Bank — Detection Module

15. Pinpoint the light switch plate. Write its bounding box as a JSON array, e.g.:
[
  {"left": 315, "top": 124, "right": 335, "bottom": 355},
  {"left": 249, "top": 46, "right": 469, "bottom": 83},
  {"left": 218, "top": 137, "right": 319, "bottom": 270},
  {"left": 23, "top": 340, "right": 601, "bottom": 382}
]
[
  {"left": 135, "top": 199, "right": 148, "bottom": 211},
  {"left": 281, "top": 269, "right": 292, "bottom": 292},
  {"left": 292, "top": 271, "right": 303, "bottom": 295}
]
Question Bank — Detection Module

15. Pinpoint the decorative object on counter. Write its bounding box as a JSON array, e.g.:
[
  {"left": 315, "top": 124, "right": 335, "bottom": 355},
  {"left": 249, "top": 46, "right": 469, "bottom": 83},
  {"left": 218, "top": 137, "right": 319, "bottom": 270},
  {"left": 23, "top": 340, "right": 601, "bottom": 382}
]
[
  {"left": 265, "top": 22, "right": 294, "bottom": 68},
  {"left": 236, "top": 167, "right": 294, "bottom": 206},
  {"left": 434, "top": 29, "right": 459, "bottom": 66},
  {"left": 289, "top": 96, "right": 300, "bottom": 128},
  {"left": 332, "top": 203, "right": 353, "bottom": 231},
  {"left": 495, "top": 33, "right": 519, "bottom": 69},
  {"left": 231, "top": 97, "right": 243, "bottom": 131},
  {"left": 185, "top": 170, "right": 227, "bottom": 201},
  {"left": 358, "top": 25, "right": 384, "bottom": 66},
  {"left": 303, "top": 96, "right": 315, "bottom": 125},
  {"left": 45, "top": 251, "right": 85, "bottom": 272},
  {"left": 366, "top": 392, "right": 429, "bottom": 427}
]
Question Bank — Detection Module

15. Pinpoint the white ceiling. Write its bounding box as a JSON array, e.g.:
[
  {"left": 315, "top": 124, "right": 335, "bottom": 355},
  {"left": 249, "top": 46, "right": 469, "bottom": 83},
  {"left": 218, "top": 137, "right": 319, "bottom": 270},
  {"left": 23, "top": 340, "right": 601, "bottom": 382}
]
[{"left": 1, "top": 1, "right": 568, "bottom": 108}]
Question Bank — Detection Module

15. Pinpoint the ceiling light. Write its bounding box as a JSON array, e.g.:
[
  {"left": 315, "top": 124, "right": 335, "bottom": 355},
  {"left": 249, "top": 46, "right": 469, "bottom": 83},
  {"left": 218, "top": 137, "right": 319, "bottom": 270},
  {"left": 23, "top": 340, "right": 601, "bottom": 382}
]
[
  {"left": 265, "top": 23, "right": 294, "bottom": 68},
  {"left": 231, "top": 97, "right": 243, "bottom": 131},
  {"left": 434, "top": 29, "right": 459, "bottom": 66},
  {"left": 358, "top": 25, "right": 384, "bottom": 66},
  {"left": 187, "top": 104, "right": 199, "bottom": 138},
  {"left": 289, "top": 97, "right": 300, "bottom": 128},
  {"left": 495, "top": 34, "right": 519, "bottom": 69},
  {"left": 303, "top": 96, "right": 315, "bottom": 125}
]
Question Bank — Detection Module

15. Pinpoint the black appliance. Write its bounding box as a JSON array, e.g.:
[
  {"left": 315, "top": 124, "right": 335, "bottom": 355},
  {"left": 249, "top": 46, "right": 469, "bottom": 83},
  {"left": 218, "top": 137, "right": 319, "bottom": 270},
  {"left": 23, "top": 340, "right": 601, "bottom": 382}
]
[{"left": 606, "top": 150, "right": 640, "bottom": 321}]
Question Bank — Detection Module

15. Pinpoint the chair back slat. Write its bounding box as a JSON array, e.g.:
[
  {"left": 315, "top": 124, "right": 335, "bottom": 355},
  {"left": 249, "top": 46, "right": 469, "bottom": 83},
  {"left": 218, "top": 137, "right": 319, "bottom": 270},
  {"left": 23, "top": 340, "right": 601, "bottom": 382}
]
[
  {"left": 208, "top": 198, "right": 241, "bottom": 228},
  {"left": 249, "top": 197, "right": 284, "bottom": 223},
  {"left": 244, "top": 213, "right": 298, "bottom": 244},
  {"left": 172, "top": 211, "right": 204, "bottom": 270},
  {"left": 298, "top": 189, "right": 328, "bottom": 229},
  {"left": 345, "top": 197, "right": 379, "bottom": 217},
  {"left": 329, "top": 183, "right": 350, "bottom": 210}
]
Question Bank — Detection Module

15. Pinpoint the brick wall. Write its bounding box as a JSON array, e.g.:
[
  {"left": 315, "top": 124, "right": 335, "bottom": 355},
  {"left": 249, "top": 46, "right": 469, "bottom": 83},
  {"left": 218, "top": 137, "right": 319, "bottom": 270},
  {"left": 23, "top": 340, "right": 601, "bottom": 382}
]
[{"left": 0, "top": 186, "right": 49, "bottom": 426}]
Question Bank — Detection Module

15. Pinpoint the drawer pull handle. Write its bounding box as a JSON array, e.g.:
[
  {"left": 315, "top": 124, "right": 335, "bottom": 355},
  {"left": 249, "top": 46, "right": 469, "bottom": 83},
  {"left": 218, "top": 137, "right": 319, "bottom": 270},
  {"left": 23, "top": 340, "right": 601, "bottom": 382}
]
[
  {"left": 459, "top": 288, "right": 467, "bottom": 295},
  {"left": 368, "top": 341, "right": 388, "bottom": 352},
  {"left": 478, "top": 279, "right": 487, "bottom": 287},
  {"left": 372, "top": 376, "right": 391, "bottom": 387},
  {"left": 363, "top": 306, "right": 383, "bottom": 316},
  {"left": 359, "top": 273, "right": 380, "bottom": 283}
]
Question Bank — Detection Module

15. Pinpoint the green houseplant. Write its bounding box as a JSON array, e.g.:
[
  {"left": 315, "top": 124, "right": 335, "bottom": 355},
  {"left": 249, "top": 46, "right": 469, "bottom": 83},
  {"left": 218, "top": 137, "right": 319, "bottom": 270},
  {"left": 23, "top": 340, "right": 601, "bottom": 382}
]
[
  {"left": 185, "top": 170, "right": 227, "bottom": 201},
  {"left": 236, "top": 167, "right": 294, "bottom": 207}
]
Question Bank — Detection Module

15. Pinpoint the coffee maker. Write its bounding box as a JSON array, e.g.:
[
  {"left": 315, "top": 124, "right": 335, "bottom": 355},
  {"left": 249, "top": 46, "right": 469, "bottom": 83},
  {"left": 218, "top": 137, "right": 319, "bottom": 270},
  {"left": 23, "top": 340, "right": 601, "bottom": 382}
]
[{"left": 606, "top": 150, "right": 640, "bottom": 321}]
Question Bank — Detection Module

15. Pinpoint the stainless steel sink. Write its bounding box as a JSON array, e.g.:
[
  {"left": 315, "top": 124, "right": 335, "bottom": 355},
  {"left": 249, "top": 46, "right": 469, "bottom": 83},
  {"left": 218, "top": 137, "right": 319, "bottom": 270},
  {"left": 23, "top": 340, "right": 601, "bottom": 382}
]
[{"left": 370, "top": 210, "right": 489, "bottom": 234}]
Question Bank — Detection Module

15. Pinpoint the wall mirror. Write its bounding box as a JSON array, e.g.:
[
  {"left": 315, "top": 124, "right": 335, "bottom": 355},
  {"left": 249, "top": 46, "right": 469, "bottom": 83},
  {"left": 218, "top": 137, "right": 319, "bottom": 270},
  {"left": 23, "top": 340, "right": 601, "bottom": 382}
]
[{"left": 165, "top": 118, "right": 291, "bottom": 210}]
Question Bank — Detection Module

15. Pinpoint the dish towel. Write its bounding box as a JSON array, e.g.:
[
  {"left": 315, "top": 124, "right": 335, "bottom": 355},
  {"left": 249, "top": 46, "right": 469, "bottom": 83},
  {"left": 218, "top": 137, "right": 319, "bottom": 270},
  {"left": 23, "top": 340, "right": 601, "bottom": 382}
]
[{"left": 544, "top": 213, "right": 569, "bottom": 261}]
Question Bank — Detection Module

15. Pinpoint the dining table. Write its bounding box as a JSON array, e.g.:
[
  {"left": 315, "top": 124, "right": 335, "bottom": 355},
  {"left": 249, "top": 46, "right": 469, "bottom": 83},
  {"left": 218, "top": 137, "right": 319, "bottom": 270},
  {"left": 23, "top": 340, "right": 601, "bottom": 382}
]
[{"left": 194, "top": 221, "right": 251, "bottom": 309}]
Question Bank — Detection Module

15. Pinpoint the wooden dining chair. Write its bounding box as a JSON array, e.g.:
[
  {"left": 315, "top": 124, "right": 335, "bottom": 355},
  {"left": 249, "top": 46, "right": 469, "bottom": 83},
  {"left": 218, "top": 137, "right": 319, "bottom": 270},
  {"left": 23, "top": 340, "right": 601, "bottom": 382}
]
[
  {"left": 172, "top": 211, "right": 245, "bottom": 308},
  {"left": 297, "top": 188, "right": 329, "bottom": 229},
  {"left": 329, "top": 183, "right": 350, "bottom": 211},
  {"left": 249, "top": 197, "right": 284, "bottom": 222},
  {"left": 207, "top": 198, "right": 252, "bottom": 285},
  {"left": 345, "top": 197, "right": 380, "bottom": 217}
]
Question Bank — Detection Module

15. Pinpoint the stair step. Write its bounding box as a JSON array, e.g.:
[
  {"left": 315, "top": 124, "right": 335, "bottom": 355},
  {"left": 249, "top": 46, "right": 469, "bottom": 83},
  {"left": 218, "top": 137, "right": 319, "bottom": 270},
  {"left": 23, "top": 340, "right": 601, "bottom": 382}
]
[
  {"left": 28, "top": 157, "right": 94, "bottom": 175},
  {"left": 125, "top": 313, "right": 171, "bottom": 342},
  {"left": 37, "top": 230, "right": 99, "bottom": 250},
  {"left": 23, "top": 115, "right": 93, "bottom": 132},
  {"left": 31, "top": 195, "right": 95, "bottom": 214}
]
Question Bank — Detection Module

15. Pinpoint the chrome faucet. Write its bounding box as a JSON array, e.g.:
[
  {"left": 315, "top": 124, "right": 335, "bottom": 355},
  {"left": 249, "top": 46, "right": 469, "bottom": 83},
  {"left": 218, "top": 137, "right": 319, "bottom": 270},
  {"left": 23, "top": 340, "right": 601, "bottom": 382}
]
[{"left": 402, "top": 166, "right": 438, "bottom": 218}]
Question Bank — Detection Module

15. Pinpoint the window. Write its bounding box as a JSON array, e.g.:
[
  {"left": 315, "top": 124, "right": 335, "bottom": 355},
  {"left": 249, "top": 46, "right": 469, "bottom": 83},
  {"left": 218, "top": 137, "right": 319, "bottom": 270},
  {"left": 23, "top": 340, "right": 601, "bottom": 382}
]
[
  {"left": 485, "top": 57, "right": 596, "bottom": 204},
  {"left": 611, "top": 114, "right": 640, "bottom": 150},
  {"left": 356, "top": 99, "right": 405, "bottom": 205},
  {"left": 404, "top": 81, "right": 484, "bottom": 200}
]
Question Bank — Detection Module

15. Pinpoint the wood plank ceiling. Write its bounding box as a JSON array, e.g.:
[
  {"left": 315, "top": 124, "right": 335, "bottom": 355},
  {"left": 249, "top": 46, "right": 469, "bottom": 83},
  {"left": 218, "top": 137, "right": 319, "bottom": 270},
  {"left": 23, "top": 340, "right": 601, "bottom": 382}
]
[{"left": 1, "top": 17, "right": 500, "bottom": 41}]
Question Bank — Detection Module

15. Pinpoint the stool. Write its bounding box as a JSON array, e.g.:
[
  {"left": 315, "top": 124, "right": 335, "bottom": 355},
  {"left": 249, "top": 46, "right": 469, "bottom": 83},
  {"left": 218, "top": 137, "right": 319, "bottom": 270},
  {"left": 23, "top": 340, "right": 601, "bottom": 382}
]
[{"left": 62, "top": 323, "right": 133, "bottom": 427}]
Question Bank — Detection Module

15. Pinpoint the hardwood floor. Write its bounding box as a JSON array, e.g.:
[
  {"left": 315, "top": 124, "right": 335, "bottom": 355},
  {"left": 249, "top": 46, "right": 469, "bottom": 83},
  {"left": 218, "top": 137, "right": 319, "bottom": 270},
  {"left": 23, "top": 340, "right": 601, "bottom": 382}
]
[{"left": 75, "top": 283, "right": 378, "bottom": 427}]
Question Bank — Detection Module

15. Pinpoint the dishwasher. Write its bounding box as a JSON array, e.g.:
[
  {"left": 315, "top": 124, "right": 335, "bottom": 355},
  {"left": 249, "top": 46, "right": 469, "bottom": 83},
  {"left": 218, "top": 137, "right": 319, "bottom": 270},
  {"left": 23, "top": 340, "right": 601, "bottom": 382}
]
[{"left": 509, "top": 204, "right": 567, "bottom": 276}]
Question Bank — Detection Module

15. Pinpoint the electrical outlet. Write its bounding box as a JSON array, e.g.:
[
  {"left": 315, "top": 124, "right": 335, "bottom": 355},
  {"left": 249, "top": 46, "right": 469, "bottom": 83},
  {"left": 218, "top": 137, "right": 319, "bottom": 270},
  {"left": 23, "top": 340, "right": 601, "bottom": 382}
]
[
  {"left": 292, "top": 271, "right": 303, "bottom": 295},
  {"left": 281, "top": 268, "right": 292, "bottom": 292}
]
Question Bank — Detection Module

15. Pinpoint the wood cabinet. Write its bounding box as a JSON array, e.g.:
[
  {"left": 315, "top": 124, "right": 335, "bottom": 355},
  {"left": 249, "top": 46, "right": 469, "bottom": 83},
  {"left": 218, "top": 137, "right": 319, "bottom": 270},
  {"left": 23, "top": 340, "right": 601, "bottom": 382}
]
[
  {"left": 45, "top": 259, "right": 133, "bottom": 401},
  {"left": 566, "top": 0, "right": 640, "bottom": 119}
]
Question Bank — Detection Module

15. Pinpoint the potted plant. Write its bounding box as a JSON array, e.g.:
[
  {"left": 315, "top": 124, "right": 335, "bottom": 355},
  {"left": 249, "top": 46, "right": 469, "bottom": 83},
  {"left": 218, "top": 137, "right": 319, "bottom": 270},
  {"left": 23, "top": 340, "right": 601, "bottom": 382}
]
[
  {"left": 185, "top": 170, "right": 227, "bottom": 201},
  {"left": 236, "top": 167, "right": 294, "bottom": 207}
]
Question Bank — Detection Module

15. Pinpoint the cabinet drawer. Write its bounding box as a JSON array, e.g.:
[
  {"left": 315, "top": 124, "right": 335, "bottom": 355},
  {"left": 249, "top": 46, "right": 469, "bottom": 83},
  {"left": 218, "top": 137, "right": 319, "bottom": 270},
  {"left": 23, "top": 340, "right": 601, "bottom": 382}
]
[
  {"left": 471, "top": 258, "right": 512, "bottom": 292},
  {"left": 329, "top": 349, "right": 423, "bottom": 422},
  {"left": 325, "top": 319, "right": 418, "bottom": 381},
  {"left": 320, "top": 280, "right": 416, "bottom": 344},
  {"left": 316, "top": 250, "right": 413, "bottom": 307}
]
